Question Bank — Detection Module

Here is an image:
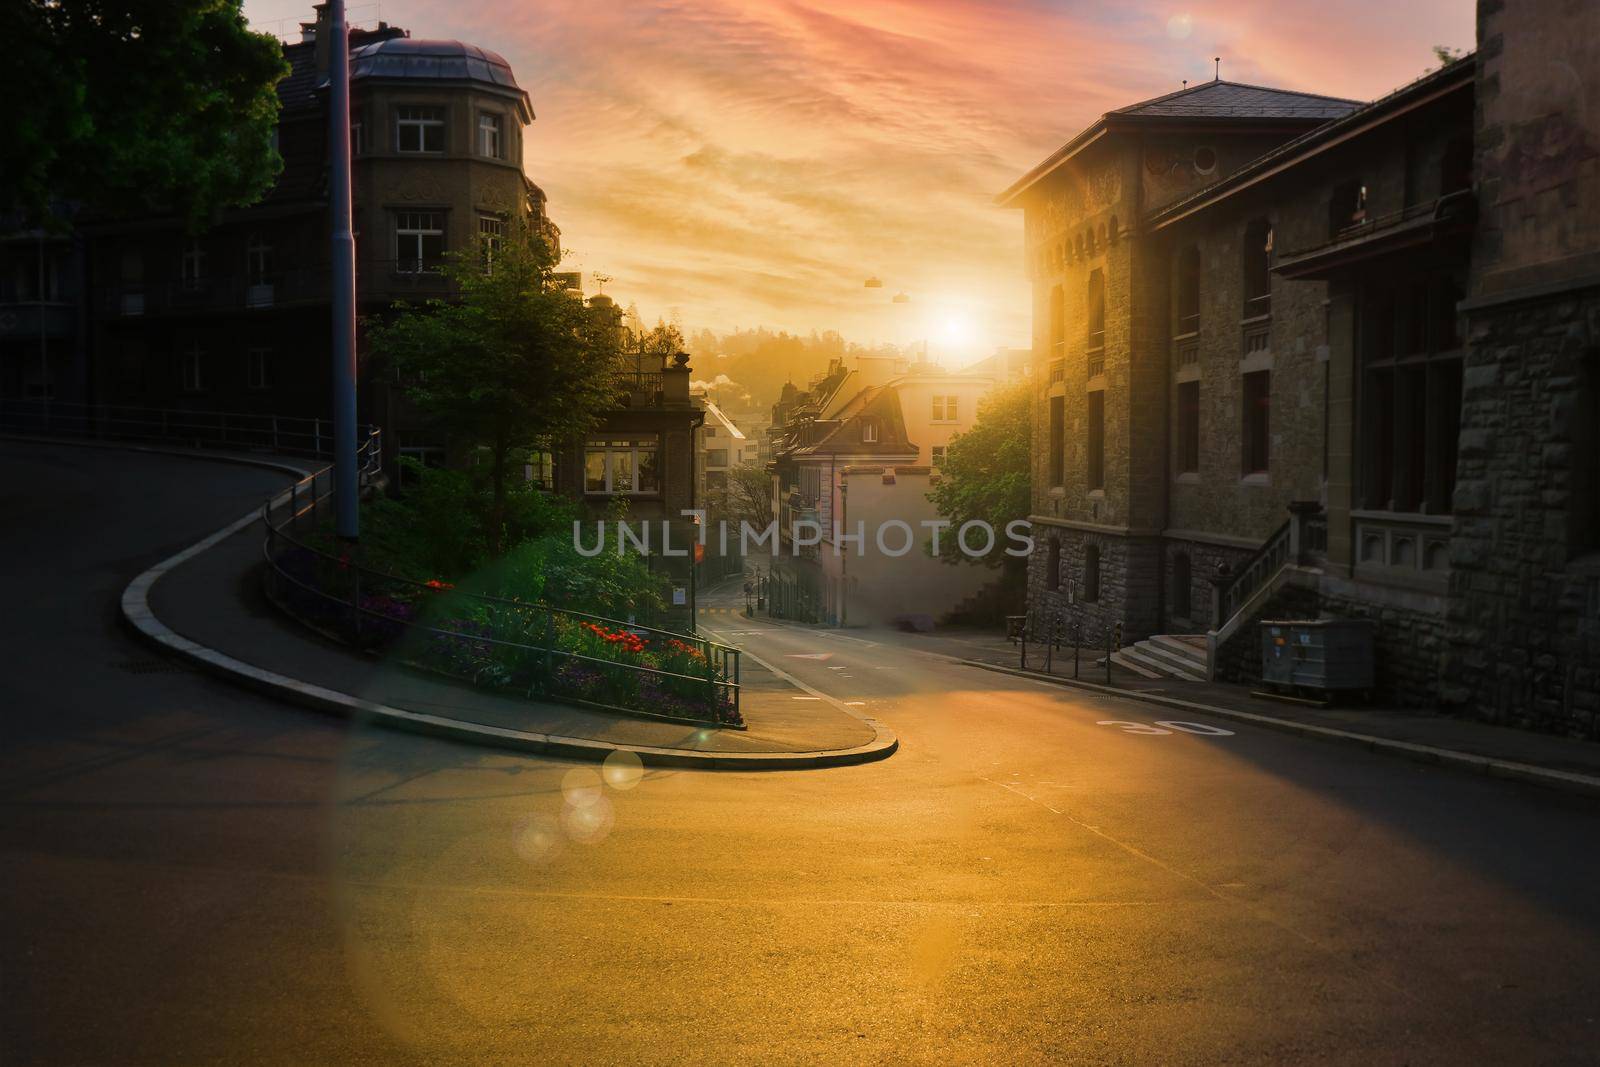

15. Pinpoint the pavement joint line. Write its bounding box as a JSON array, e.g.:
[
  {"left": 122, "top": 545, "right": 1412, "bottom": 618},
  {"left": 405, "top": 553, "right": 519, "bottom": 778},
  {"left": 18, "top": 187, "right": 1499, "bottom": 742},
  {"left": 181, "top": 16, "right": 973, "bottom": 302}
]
[
  {"left": 962, "top": 659, "right": 1600, "bottom": 798},
  {"left": 101, "top": 444, "right": 897, "bottom": 771}
]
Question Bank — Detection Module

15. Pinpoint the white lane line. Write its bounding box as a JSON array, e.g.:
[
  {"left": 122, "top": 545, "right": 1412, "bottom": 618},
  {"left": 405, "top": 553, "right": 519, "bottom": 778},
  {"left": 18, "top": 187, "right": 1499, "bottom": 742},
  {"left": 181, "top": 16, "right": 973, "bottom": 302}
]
[
  {"left": 792, "top": 696, "right": 821, "bottom": 701},
  {"left": 845, "top": 701, "right": 867, "bottom": 706}
]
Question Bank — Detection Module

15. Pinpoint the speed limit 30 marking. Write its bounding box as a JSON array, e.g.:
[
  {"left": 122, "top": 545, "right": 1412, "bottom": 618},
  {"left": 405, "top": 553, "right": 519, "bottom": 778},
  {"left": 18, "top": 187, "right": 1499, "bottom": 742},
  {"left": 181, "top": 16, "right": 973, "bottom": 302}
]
[{"left": 1095, "top": 720, "right": 1236, "bottom": 737}]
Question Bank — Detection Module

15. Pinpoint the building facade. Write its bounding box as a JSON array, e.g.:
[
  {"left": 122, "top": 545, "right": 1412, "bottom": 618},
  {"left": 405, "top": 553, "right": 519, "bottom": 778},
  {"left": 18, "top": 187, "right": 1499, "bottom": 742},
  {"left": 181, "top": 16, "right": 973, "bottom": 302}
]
[
  {"left": 768, "top": 355, "right": 997, "bottom": 625},
  {"left": 1000, "top": 0, "right": 1600, "bottom": 732}
]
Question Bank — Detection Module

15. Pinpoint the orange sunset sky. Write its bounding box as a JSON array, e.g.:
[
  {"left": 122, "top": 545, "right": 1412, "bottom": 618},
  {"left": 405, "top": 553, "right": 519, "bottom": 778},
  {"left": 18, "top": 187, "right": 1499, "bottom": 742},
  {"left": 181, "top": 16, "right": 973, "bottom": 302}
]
[{"left": 244, "top": 0, "right": 1475, "bottom": 363}]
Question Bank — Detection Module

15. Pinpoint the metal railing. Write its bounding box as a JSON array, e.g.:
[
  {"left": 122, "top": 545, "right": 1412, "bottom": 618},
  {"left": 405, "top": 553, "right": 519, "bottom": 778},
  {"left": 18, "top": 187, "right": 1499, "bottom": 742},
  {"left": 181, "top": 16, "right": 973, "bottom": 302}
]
[
  {"left": 1213, "top": 518, "right": 1292, "bottom": 628},
  {"left": 0, "top": 398, "right": 382, "bottom": 469},
  {"left": 261, "top": 469, "right": 743, "bottom": 728}
]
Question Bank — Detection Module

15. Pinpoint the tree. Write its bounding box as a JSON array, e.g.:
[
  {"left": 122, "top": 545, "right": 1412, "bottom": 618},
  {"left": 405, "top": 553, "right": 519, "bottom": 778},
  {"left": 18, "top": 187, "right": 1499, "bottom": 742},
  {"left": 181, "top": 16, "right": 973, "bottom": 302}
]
[
  {"left": 3, "top": 1, "right": 288, "bottom": 230},
  {"left": 367, "top": 227, "right": 626, "bottom": 555},
  {"left": 711, "top": 463, "right": 774, "bottom": 534},
  {"left": 926, "top": 380, "right": 1032, "bottom": 569}
]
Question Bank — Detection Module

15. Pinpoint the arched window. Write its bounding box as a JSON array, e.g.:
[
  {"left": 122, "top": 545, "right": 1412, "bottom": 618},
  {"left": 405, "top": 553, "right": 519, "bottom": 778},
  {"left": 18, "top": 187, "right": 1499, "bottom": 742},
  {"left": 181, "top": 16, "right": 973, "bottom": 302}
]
[
  {"left": 1048, "top": 536, "right": 1063, "bottom": 591},
  {"left": 1174, "top": 245, "right": 1200, "bottom": 335},
  {"left": 1242, "top": 220, "right": 1272, "bottom": 318},
  {"left": 1049, "top": 285, "right": 1065, "bottom": 355},
  {"left": 1086, "top": 269, "right": 1106, "bottom": 350},
  {"left": 1171, "top": 552, "right": 1192, "bottom": 619},
  {"left": 1084, "top": 544, "right": 1101, "bottom": 603},
  {"left": 1329, "top": 180, "right": 1367, "bottom": 237}
]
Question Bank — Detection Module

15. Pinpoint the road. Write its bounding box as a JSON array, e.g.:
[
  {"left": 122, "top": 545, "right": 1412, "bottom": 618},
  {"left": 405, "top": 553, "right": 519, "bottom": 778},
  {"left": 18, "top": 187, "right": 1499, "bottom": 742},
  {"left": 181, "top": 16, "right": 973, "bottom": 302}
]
[{"left": 3, "top": 442, "right": 1599, "bottom": 1065}]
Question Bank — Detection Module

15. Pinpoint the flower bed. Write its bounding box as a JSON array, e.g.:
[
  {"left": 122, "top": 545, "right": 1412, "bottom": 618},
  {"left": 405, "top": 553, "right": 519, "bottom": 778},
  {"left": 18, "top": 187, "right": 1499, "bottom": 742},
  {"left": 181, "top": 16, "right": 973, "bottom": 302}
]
[{"left": 264, "top": 547, "right": 742, "bottom": 727}]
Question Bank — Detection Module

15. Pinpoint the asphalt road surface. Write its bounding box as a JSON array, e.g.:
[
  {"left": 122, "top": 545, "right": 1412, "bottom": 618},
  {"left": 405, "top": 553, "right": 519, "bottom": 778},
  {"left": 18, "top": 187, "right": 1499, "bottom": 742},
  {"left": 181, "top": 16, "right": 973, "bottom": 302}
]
[{"left": 3, "top": 442, "right": 1599, "bottom": 1065}]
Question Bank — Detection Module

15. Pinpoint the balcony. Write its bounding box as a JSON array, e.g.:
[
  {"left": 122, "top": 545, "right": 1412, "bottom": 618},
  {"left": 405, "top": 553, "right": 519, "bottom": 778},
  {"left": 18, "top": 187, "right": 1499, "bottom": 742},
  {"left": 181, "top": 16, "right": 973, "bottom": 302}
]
[
  {"left": 1086, "top": 346, "right": 1105, "bottom": 379},
  {"left": 95, "top": 261, "right": 462, "bottom": 318},
  {"left": 1173, "top": 333, "right": 1199, "bottom": 368}
]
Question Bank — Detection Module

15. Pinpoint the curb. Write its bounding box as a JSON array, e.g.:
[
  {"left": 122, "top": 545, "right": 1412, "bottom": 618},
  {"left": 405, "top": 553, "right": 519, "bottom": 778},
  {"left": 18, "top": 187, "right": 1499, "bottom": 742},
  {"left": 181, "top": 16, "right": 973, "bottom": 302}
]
[
  {"left": 0, "top": 431, "right": 323, "bottom": 482},
  {"left": 114, "top": 459, "right": 896, "bottom": 770},
  {"left": 963, "top": 659, "right": 1600, "bottom": 798}
]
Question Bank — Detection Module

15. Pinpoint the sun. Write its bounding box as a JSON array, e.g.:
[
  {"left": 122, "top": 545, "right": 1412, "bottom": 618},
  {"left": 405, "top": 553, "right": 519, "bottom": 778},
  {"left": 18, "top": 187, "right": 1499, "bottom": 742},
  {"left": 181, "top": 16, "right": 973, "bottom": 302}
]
[{"left": 940, "top": 312, "right": 978, "bottom": 347}]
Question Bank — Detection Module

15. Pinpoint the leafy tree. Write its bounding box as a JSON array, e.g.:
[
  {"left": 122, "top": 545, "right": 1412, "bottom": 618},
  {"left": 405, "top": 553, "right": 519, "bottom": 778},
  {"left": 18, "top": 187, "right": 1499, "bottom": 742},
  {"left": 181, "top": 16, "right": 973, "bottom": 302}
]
[
  {"left": 926, "top": 380, "right": 1032, "bottom": 569},
  {"left": 3, "top": 0, "right": 288, "bottom": 229},
  {"left": 368, "top": 228, "right": 626, "bottom": 555}
]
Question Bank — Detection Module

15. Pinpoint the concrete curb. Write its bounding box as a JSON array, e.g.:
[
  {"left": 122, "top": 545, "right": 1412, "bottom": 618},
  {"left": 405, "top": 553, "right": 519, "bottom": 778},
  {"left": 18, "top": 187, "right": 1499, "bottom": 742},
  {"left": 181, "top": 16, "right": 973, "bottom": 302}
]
[
  {"left": 110, "top": 453, "right": 896, "bottom": 770},
  {"left": 964, "top": 659, "right": 1600, "bottom": 798}
]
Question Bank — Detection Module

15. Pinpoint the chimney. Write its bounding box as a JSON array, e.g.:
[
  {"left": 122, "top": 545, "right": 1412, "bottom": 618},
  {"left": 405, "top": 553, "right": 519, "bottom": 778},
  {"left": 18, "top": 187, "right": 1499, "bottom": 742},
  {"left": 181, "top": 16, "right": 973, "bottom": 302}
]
[
  {"left": 299, "top": 21, "right": 317, "bottom": 43},
  {"left": 313, "top": 3, "right": 335, "bottom": 76}
]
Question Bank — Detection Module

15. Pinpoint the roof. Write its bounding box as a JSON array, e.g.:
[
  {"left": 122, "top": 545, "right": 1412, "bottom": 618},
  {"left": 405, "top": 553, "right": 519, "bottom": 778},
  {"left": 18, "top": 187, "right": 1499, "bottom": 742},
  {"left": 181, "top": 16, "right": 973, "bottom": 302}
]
[
  {"left": 1147, "top": 55, "right": 1476, "bottom": 230},
  {"left": 1111, "top": 80, "right": 1361, "bottom": 120},
  {"left": 996, "top": 79, "right": 1362, "bottom": 207},
  {"left": 347, "top": 38, "right": 533, "bottom": 121},
  {"left": 701, "top": 398, "right": 746, "bottom": 440}
]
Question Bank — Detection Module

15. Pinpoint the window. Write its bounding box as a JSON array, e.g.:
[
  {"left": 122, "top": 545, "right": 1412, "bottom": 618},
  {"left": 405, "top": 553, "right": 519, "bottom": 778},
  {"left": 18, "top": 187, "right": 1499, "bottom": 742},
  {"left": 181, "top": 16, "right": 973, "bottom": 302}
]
[
  {"left": 931, "top": 445, "right": 946, "bottom": 468},
  {"left": 396, "top": 211, "right": 444, "bottom": 273},
  {"left": 246, "top": 233, "right": 272, "bottom": 286},
  {"left": 524, "top": 450, "right": 555, "bottom": 490},
  {"left": 932, "top": 395, "right": 958, "bottom": 421},
  {"left": 181, "top": 345, "right": 204, "bottom": 393},
  {"left": 1242, "top": 219, "right": 1273, "bottom": 318},
  {"left": 1359, "top": 275, "right": 1465, "bottom": 513},
  {"left": 584, "top": 437, "right": 660, "bottom": 494},
  {"left": 1171, "top": 553, "right": 1192, "bottom": 619},
  {"left": 1174, "top": 245, "right": 1200, "bottom": 335},
  {"left": 1087, "top": 390, "right": 1105, "bottom": 490},
  {"left": 1176, "top": 380, "right": 1199, "bottom": 474},
  {"left": 180, "top": 241, "right": 206, "bottom": 289},
  {"left": 1049, "top": 395, "right": 1064, "bottom": 486},
  {"left": 861, "top": 417, "right": 880, "bottom": 443},
  {"left": 1086, "top": 270, "right": 1105, "bottom": 350},
  {"left": 706, "top": 470, "right": 727, "bottom": 490},
  {"left": 1329, "top": 180, "right": 1367, "bottom": 237},
  {"left": 705, "top": 427, "right": 717, "bottom": 438},
  {"left": 477, "top": 112, "right": 503, "bottom": 158},
  {"left": 1048, "top": 536, "right": 1062, "bottom": 591},
  {"left": 350, "top": 110, "right": 363, "bottom": 156},
  {"left": 1242, "top": 370, "right": 1271, "bottom": 474},
  {"left": 1440, "top": 138, "right": 1472, "bottom": 196},
  {"left": 1084, "top": 544, "right": 1101, "bottom": 602},
  {"left": 247, "top": 348, "right": 270, "bottom": 390},
  {"left": 706, "top": 448, "right": 729, "bottom": 467},
  {"left": 396, "top": 106, "right": 445, "bottom": 153},
  {"left": 1049, "top": 284, "right": 1065, "bottom": 356},
  {"left": 478, "top": 214, "right": 504, "bottom": 266}
]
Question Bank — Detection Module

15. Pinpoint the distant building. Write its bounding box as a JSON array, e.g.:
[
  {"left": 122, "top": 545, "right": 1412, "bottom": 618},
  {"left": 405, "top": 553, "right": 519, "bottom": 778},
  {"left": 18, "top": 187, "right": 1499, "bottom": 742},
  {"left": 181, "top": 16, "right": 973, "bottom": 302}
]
[
  {"left": 998, "top": 0, "right": 1600, "bottom": 729},
  {"left": 697, "top": 396, "right": 753, "bottom": 496},
  {"left": 767, "top": 354, "right": 997, "bottom": 625}
]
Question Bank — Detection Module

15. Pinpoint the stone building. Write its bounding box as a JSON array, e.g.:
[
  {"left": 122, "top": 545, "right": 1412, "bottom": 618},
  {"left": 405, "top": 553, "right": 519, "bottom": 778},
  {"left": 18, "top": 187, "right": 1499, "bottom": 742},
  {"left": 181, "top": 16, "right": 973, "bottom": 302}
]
[
  {"left": 1000, "top": 0, "right": 1599, "bottom": 729},
  {"left": 79, "top": 7, "right": 557, "bottom": 458}
]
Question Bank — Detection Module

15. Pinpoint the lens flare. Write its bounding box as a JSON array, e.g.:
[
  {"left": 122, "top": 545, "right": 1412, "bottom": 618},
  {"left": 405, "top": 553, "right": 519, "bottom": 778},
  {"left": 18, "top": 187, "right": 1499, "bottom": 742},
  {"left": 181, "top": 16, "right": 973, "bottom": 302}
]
[
  {"left": 603, "top": 749, "right": 644, "bottom": 790},
  {"left": 511, "top": 812, "right": 564, "bottom": 864},
  {"left": 561, "top": 767, "right": 604, "bottom": 808},
  {"left": 562, "top": 794, "right": 615, "bottom": 844}
]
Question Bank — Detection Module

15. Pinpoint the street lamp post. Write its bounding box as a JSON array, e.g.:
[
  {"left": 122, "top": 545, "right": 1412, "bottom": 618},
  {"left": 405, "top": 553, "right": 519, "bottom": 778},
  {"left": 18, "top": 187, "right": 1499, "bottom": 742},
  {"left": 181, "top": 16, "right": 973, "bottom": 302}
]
[{"left": 329, "top": 0, "right": 359, "bottom": 541}]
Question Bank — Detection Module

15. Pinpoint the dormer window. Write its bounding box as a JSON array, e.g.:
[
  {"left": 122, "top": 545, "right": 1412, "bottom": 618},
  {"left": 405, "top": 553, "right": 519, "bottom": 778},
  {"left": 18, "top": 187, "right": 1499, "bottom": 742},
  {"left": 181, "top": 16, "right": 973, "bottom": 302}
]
[
  {"left": 861, "top": 417, "right": 880, "bottom": 444},
  {"left": 396, "top": 106, "right": 445, "bottom": 153}
]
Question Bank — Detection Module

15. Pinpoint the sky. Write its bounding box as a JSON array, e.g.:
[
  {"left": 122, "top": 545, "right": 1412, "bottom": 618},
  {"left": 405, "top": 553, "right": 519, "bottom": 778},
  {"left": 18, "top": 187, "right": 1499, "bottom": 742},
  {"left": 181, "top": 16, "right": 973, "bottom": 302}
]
[{"left": 244, "top": 0, "right": 1474, "bottom": 363}]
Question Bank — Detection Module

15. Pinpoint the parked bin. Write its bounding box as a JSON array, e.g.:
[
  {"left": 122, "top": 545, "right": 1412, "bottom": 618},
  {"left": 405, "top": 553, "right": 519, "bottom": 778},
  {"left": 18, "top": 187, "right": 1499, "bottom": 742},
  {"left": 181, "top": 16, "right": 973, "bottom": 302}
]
[{"left": 1259, "top": 619, "right": 1375, "bottom": 697}]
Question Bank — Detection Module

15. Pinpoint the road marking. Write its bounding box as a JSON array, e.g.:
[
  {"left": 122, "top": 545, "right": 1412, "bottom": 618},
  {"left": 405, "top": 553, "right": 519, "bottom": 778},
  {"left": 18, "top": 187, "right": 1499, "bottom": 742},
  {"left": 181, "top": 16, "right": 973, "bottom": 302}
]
[
  {"left": 846, "top": 701, "right": 866, "bottom": 706},
  {"left": 1096, "top": 719, "right": 1235, "bottom": 737},
  {"left": 792, "top": 696, "right": 821, "bottom": 701},
  {"left": 787, "top": 653, "right": 833, "bottom": 661}
]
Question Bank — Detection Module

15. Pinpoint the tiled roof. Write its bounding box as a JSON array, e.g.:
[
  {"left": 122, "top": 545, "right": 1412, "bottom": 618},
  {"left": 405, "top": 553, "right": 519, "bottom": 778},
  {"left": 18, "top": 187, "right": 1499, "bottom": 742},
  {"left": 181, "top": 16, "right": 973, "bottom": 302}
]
[
  {"left": 1147, "top": 55, "right": 1476, "bottom": 228},
  {"left": 1112, "top": 80, "right": 1361, "bottom": 120}
]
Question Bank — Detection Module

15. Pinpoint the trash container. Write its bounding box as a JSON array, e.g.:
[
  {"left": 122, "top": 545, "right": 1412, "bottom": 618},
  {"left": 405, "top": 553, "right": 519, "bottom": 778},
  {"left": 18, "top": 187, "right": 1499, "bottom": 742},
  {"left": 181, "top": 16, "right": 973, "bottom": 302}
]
[{"left": 1260, "top": 619, "right": 1375, "bottom": 696}]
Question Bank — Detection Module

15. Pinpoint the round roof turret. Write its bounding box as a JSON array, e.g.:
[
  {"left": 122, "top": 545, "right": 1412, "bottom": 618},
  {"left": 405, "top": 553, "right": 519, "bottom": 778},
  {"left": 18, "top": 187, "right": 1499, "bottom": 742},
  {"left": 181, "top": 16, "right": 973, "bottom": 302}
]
[{"left": 348, "top": 38, "right": 532, "bottom": 120}]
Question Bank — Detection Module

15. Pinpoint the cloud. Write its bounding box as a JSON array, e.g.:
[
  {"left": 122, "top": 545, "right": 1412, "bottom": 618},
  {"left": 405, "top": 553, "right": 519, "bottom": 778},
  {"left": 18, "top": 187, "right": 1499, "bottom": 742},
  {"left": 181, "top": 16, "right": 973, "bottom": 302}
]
[{"left": 248, "top": 0, "right": 1475, "bottom": 347}]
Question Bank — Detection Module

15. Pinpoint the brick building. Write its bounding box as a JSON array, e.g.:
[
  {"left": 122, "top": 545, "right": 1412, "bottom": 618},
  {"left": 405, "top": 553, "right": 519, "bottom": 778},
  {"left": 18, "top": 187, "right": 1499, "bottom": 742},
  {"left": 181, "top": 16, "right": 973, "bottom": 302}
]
[{"left": 1000, "top": 0, "right": 1599, "bottom": 730}]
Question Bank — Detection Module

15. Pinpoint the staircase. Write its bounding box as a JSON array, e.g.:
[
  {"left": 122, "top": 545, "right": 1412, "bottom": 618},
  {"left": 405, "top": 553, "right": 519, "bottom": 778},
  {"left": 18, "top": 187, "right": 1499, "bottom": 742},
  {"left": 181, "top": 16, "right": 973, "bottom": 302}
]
[
  {"left": 1108, "top": 504, "right": 1326, "bottom": 682},
  {"left": 1111, "top": 635, "right": 1209, "bottom": 680}
]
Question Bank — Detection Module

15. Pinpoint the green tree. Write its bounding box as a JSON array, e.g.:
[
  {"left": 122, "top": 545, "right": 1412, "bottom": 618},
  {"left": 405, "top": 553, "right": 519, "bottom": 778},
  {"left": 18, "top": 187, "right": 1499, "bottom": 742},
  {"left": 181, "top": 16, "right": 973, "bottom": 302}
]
[
  {"left": 3, "top": 1, "right": 288, "bottom": 229},
  {"left": 926, "top": 380, "right": 1032, "bottom": 569},
  {"left": 368, "top": 228, "right": 627, "bottom": 555}
]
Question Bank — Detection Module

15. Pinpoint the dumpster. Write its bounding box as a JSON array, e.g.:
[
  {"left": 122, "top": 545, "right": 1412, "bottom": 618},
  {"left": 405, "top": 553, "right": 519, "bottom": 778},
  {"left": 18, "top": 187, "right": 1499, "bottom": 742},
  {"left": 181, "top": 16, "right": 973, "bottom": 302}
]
[{"left": 1259, "top": 619, "right": 1375, "bottom": 697}]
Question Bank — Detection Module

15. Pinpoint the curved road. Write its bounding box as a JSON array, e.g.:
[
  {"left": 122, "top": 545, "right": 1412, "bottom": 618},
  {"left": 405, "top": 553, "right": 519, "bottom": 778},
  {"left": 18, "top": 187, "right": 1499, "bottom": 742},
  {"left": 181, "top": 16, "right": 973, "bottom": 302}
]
[{"left": 3, "top": 441, "right": 1598, "bottom": 1064}]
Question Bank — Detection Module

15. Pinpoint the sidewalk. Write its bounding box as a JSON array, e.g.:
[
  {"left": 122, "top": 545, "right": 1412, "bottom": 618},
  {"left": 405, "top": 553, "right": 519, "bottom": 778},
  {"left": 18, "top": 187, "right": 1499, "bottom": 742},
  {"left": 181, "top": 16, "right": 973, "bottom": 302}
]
[
  {"left": 135, "top": 506, "right": 892, "bottom": 768},
  {"left": 906, "top": 627, "right": 1600, "bottom": 794}
]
